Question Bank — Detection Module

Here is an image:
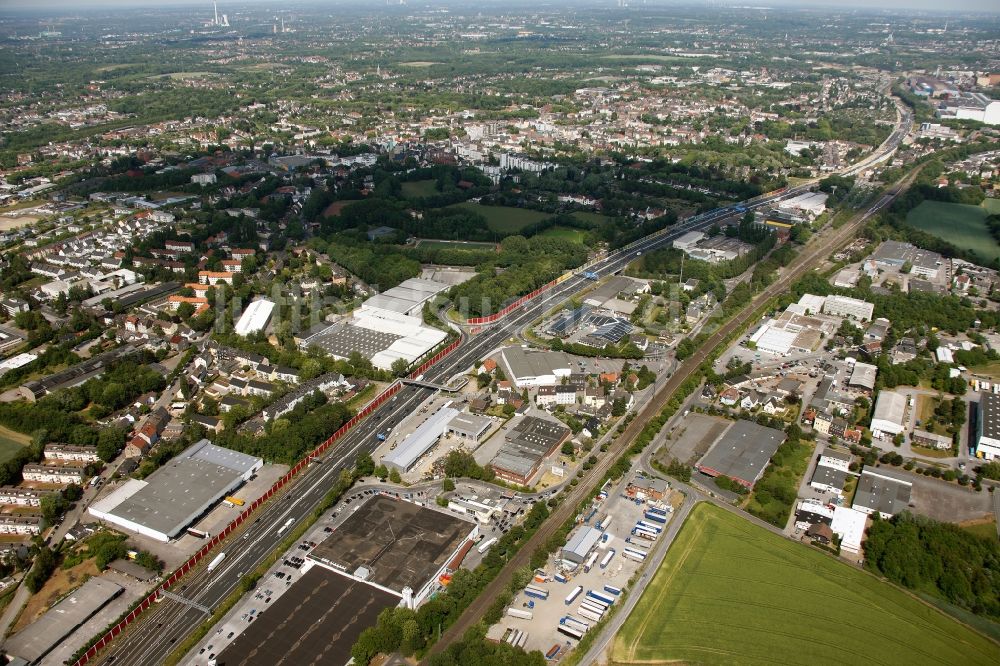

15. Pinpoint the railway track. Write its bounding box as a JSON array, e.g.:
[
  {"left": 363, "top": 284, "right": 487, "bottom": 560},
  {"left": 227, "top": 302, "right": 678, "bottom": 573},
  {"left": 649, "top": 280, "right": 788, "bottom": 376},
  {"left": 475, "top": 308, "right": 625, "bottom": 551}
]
[{"left": 424, "top": 171, "right": 917, "bottom": 661}]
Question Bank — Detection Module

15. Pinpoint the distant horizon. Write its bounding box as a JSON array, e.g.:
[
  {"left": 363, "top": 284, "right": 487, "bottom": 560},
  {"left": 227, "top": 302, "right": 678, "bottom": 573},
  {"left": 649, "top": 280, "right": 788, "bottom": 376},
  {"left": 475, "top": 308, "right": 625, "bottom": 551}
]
[{"left": 2, "top": 0, "right": 999, "bottom": 16}]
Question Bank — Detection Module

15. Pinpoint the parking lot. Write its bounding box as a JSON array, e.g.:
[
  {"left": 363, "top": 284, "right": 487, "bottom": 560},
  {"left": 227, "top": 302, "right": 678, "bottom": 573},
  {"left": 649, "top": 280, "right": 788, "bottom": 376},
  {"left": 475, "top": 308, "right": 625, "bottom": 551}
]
[
  {"left": 489, "top": 477, "right": 678, "bottom": 656},
  {"left": 658, "top": 412, "right": 729, "bottom": 467}
]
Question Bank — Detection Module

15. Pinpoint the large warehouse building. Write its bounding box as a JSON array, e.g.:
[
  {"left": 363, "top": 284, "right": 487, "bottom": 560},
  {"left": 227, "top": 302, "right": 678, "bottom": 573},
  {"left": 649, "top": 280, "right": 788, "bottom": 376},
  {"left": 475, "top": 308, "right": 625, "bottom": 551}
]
[
  {"left": 299, "top": 278, "right": 449, "bottom": 371},
  {"left": 234, "top": 298, "right": 275, "bottom": 336},
  {"left": 852, "top": 467, "right": 913, "bottom": 519},
  {"left": 307, "top": 495, "right": 477, "bottom": 607},
  {"left": 975, "top": 393, "right": 1000, "bottom": 460},
  {"left": 88, "top": 440, "right": 262, "bottom": 542},
  {"left": 870, "top": 390, "right": 907, "bottom": 438},
  {"left": 696, "top": 420, "right": 786, "bottom": 490},
  {"left": 490, "top": 415, "right": 571, "bottom": 485},
  {"left": 500, "top": 347, "right": 574, "bottom": 388},
  {"left": 381, "top": 405, "right": 459, "bottom": 473}
]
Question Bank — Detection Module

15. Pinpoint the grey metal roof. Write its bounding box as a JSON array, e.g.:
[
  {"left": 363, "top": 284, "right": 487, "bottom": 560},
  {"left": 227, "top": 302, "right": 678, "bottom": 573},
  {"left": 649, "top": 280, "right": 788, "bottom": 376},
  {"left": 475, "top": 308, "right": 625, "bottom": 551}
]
[
  {"left": 872, "top": 391, "right": 907, "bottom": 427},
  {"left": 95, "top": 440, "right": 260, "bottom": 538},
  {"left": 5, "top": 577, "right": 123, "bottom": 663},
  {"left": 853, "top": 467, "right": 912, "bottom": 516},
  {"left": 562, "top": 526, "right": 603, "bottom": 562},
  {"left": 981, "top": 394, "right": 1000, "bottom": 442},
  {"left": 811, "top": 464, "right": 848, "bottom": 491},
  {"left": 501, "top": 347, "right": 573, "bottom": 381},
  {"left": 697, "top": 420, "right": 786, "bottom": 486},
  {"left": 382, "top": 407, "right": 458, "bottom": 472},
  {"left": 447, "top": 412, "right": 492, "bottom": 438}
]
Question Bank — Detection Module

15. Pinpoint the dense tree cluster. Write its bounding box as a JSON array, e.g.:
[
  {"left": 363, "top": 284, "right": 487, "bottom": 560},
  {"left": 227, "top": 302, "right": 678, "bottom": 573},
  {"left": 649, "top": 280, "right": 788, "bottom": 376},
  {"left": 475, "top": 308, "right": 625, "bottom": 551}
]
[
  {"left": 865, "top": 513, "right": 1000, "bottom": 618},
  {"left": 449, "top": 236, "right": 588, "bottom": 317},
  {"left": 214, "top": 393, "right": 353, "bottom": 464}
]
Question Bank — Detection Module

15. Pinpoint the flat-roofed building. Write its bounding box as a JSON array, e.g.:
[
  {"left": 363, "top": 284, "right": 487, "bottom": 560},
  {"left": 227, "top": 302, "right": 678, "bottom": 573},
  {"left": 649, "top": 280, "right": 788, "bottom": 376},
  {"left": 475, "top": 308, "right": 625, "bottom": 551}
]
[
  {"left": 234, "top": 298, "right": 275, "bottom": 336},
  {"left": 871, "top": 390, "right": 907, "bottom": 438},
  {"left": 822, "top": 295, "right": 875, "bottom": 322},
  {"left": 4, "top": 577, "right": 124, "bottom": 664},
  {"left": 382, "top": 406, "right": 459, "bottom": 473},
  {"left": 809, "top": 451, "right": 851, "bottom": 498},
  {"left": 975, "top": 393, "right": 1000, "bottom": 460},
  {"left": 500, "top": 347, "right": 573, "bottom": 388},
  {"left": 848, "top": 362, "right": 878, "bottom": 392},
  {"left": 852, "top": 467, "right": 912, "bottom": 519},
  {"left": 562, "top": 526, "right": 603, "bottom": 564},
  {"left": 490, "top": 415, "right": 570, "bottom": 485},
  {"left": 696, "top": 420, "right": 785, "bottom": 490},
  {"left": 88, "top": 439, "right": 261, "bottom": 542},
  {"left": 830, "top": 506, "right": 868, "bottom": 554},
  {"left": 871, "top": 240, "right": 943, "bottom": 279},
  {"left": 446, "top": 412, "right": 492, "bottom": 442},
  {"left": 672, "top": 230, "right": 705, "bottom": 252}
]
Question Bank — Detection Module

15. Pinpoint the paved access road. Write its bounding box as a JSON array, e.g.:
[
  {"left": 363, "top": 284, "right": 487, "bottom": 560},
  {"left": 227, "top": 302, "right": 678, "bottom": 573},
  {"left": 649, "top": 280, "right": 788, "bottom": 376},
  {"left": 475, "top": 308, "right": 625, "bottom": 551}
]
[
  {"left": 425, "top": 119, "right": 916, "bottom": 661},
  {"left": 92, "top": 103, "right": 912, "bottom": 664},
  {"left": 90, "top": 177, "right": 797, "bottom": 666}
]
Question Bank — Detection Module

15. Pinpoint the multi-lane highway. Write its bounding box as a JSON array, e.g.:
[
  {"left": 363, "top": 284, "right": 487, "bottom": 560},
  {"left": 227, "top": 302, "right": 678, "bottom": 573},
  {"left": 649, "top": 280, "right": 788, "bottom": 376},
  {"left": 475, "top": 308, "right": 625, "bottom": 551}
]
[
  {"left": 92, "top": 105, "right": 912, "bottom": 665},
  {"left": 92, "top": 184, "right": 794, "bottom": 666}
]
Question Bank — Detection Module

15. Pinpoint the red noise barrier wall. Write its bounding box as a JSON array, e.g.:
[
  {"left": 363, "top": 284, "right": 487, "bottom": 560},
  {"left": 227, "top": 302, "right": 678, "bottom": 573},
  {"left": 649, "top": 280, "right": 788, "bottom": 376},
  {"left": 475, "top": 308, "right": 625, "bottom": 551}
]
[{"left": 74, "top": 338, "right": 463, "bottom": 665}]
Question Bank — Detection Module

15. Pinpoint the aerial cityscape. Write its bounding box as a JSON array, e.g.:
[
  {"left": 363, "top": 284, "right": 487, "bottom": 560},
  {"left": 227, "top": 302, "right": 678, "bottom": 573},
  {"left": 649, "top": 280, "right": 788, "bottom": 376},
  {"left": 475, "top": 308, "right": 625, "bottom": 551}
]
[{"left": 0, "top": 0, "right": 998, "bottom": 664}]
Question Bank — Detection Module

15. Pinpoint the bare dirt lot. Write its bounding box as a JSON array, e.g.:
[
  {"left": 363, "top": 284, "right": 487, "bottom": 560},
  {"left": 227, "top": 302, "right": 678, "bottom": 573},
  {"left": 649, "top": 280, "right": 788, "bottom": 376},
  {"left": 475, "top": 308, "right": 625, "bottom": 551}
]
[{"left": 14, "top": 560, "right": 100, "bottom": 632}]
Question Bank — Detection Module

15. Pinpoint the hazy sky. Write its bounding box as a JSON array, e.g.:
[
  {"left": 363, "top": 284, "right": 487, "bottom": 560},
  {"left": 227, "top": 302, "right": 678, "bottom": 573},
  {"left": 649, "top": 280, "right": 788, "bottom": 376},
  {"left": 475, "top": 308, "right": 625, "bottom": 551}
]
[{"left": 2, "top": 0, "right": 998, "bottom": 14}]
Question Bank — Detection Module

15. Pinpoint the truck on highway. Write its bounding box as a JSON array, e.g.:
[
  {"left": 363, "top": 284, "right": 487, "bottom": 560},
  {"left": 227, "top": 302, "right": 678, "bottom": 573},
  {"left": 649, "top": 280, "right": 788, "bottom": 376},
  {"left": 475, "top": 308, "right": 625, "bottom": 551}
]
[
  {"left": 376, "top": 432, "right": 387, "bottom": 441},
  {"left": 207, "top": 552, "right": 226, "bottom": 573},
  {"left": 582, "top": 271, "right": 599, "bottom": 281},
  {"left": 277, "top": 518, "right": 295, "bottom": 536}
]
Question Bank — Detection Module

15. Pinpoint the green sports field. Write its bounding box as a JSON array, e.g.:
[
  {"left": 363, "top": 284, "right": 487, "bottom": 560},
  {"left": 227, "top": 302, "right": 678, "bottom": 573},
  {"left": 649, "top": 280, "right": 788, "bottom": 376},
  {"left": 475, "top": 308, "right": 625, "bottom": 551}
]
[
  {"left": 538, "top": 226, "right": 588, "bottom": 243},
  {"left": 612, "top": 503, "right": 1000, "bottom": 666},
  {"left": 449, "top": 202, "right": 551, "bottom": 233},
  {"left": 905, "top": 200, "right": 1000, "bottom": 263},
  {"left": 0, "top": 426, "right": 29, "bottom": 465},
  {"left": 401, "top": 179, "right": 439, "bottom": 199}
]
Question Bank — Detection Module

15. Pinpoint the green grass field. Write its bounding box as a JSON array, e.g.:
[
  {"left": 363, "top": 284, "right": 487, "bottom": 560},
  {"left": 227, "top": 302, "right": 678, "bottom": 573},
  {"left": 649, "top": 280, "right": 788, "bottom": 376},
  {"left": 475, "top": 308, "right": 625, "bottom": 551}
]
[
  {"left": 0, "top": 426, "right": 29, "bottom": 465},
  {"left": 415, "top": 239, "right": 496, "bottom": 251},
  {"left": 401, "top": 180, "right": 439, "bottom": 199},
  {"left": 905, "top": 200, "right": 1000, "bottom": 263},
  {"left": 538, "top": 226, "right": 588, "bottom": 243},
  {"left": 448, "top": 202, "right": 551, "bottom": 233},
  {"left": 612, "top": 503, "right": 1000, "bottom": 666}
]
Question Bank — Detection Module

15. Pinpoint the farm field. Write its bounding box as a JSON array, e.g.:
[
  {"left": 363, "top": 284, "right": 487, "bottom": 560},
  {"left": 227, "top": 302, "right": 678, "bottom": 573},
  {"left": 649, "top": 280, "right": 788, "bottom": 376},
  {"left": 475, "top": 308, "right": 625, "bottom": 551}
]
[
  {"left": 612, "top": 503, "right": 1000, "bottom": 666},
  {"left": 401, "top": 179, "right": 439, "bottom": 198},
  {"left": 0, "top": 425, "right": 29, "bottom": 465},
  {"left": 448, "top": 202, "right": 551, "bottom": 233},
  {"left": 905, "top": 200, "right": 1000, "bottom": 263}
]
